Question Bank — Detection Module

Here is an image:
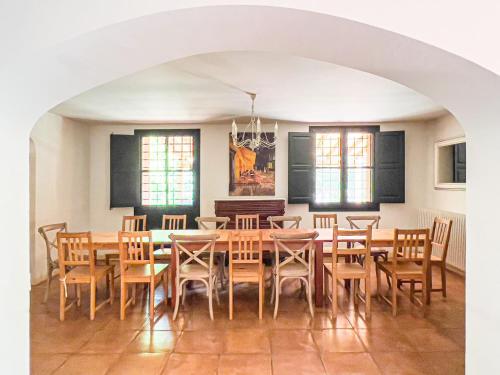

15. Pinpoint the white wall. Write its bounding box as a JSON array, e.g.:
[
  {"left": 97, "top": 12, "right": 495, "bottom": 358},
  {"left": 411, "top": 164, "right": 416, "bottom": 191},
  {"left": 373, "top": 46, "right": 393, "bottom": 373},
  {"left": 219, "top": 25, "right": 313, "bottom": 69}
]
[
  {"left": 88, "top": 120, "right": 433, "bottom": 231},
  {"left": 29, "top": 113, "right": 90, "bottom": 284},
  {"left": 425, "top": 114, "right": 466, "bottom": 214}
]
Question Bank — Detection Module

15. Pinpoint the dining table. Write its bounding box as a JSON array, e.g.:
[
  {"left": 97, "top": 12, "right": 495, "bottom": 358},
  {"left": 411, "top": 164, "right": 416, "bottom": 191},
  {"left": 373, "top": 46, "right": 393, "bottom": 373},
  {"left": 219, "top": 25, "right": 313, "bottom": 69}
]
[{"left": 91, "top": 227, "right": 422, "bottom": 308}]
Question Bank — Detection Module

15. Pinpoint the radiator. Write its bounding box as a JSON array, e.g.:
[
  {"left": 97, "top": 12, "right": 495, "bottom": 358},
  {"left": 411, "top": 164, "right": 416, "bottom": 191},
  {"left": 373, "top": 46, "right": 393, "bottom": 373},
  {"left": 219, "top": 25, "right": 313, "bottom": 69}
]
[{"left": 417, "top": 208, "right": 466, "bottom": 272}]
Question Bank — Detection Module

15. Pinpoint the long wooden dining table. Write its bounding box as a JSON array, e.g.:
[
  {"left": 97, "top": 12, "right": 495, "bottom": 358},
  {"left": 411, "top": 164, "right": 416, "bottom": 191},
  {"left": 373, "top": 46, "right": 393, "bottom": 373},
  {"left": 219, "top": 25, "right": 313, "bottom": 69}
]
[{"left": 92, "top": 228, "right": 402, "bottom": 307}]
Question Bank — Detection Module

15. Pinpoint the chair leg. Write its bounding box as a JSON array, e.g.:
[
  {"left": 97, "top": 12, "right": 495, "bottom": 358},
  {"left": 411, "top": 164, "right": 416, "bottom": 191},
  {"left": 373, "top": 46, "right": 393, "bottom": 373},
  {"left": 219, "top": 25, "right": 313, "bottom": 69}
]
[
  {"left": 109, "top": 270, "right": 115, "bottom": 305},
  {"left": 332, "top": 276, "right": 338, "bottom": 318},
  {"left": 376, "top": 265, "right": 381, "bottom": 302},
  {"left": 59, "top": 282, "right": 66, "bottom": 321},
  {"left": 410, "top": 281, "right": 415, "bottom": 303},
  {"left": 273, "top": 277, "right": 280, "bottom": 319},
  {"left": 214, "top": 277, "right": 220, "bottom": 305},
  {"left": 441, "top": 263, "right": 447, "bottom": 298},
  {"left": 173, "top": 280, "right": 181, "bottom": 320},
  {"left": 208, "top": 280, "right": 214, "bottom": 321},
  {"left": 120, "top": 282, "right": 126, "bottom": 320},
  {"left": 229, "top": 281, "right": 234, "bottom": 320},
  {"left": 90, "top": 278, "right": 96, "bottom": 320},
  {"left": 269, "top": 271, "right": 275, "bottom": 304},
  {"left": 182, "top": 283, "right": 187, "bottom": 305},
  {"left": 131, "top": 284, "right": 137, "bottom": 306},
  {"left": 365, "top": 277, "right": 371, "bottom": 320},
  {"left": 149, "top": 280, "right": 155, "bottom": 324},
  {"left": 162, "top": 272, "right": 169, "bottom": 307},
  {"left": 258, "top": 277, "right": 263, "bottom": 320},
  {"left": 391, "top": 275, "right": 397, "bottom": 317},
  {"left": 353, "top": 279, "right": 359, "bottom": 307},
  {"left": 44, "top": 267, "right": 52, "bottom": 304},
  {"left": 307, "top": 279, "right": 314, "bottom": 318},
  {"left": 76, "top": 284, "right": 81, "bottom": 307}
]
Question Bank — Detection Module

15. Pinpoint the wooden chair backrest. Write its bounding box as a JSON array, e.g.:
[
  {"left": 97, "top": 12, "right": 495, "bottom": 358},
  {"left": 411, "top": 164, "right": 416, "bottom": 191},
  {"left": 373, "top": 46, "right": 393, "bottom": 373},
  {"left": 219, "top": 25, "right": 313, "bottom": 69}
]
[
  {"left": 118, "top": 231, "right": 154, "bottom": 276},
  {"left": 346, "top": 215, "right": 380, "bottom": 229},
  {"left": 162, "top": 214, "right": 187, "bottom": 230},
  {"left": 332, "top": 225, "right": 372, "bottom": 272},
  {"left": 431, "top": 217, "right": 453, "bottom": 261},
  {"left": 39, "top": 222, "right": 67, "bottom": 258},
  {"left": 122, "top": 215, "right": 147, "bottom": 231},
  {"left": 57, "top": 231, "right": 95, "bottom": 277},
  {"left": 195, "top": 216, "right": 230, "bottom": 230},
  {"left": 313, "top": 213, "right": 338, "bottom": 229},
  {"left": 271, "top": 231, "right": 318, "bottom": 273},
  {"left": 267, "top": 216, "right": 302, "bottom": 229},
  {"left": 229, "top": 230, "right": 263, "bottom": 264},
  {"left": 169, "top": 233, "right": 219, "bottom": 274},
  {"left": 393, "top": 228, "right": 431, "bottom": 269},
  {"left": 235, "top": 214, "right": 260, "bottom": 230}
]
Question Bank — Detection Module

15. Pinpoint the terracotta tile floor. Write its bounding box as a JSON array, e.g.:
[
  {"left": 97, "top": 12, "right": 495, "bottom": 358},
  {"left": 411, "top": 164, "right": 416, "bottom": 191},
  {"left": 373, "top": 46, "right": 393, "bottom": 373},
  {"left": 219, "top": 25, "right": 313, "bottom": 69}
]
[{"left": 30, "top": 267, "right": 465, "bottom": 374}]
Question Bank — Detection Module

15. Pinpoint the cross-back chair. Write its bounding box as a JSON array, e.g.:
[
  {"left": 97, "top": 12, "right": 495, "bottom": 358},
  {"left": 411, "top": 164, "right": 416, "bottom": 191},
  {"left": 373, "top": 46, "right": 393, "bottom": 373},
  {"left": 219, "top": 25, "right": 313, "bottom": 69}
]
[
  {"left": 267, "top": 215, "right": 302, "bottom": 229},
  {"left": 38, "top": 222, "right": 67, "bottom": 303},
  {"left": 195, "top": 216, "right": 230, "bottom": 287},
  {"left": 118, "top": 231, "right": 169, "bottom": 323},
  {"left": 376, "top": 228, "right": 431, "bottom": 316},
  {"left": 346, "top": 215, "right": 388, "bottom": 263},
  {"left": 270, "top": 231, "right": 318, "bottom": 318},
  {"left": 235, "top": 214, "right": 260, "bottom": 230},
  {"left": 169, "top": 233, "right": 219, "bottom": 320},
  {"left": 228, "top": 230, "right": 264, "bottom": 319},
  {"left": 324, "top": 225, "right": 372, "bottom": 320},
  {"left": 57, "top": 231, "right": 114, "bottom": 321},
  {"left": 106, "top": 215, "right": 147, "bottom": 267}
]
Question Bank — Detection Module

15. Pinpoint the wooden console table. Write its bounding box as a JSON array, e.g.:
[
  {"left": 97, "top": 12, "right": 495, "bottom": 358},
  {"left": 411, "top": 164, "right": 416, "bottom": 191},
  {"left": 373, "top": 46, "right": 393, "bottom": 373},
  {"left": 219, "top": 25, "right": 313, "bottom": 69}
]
[{"left": 214, "top": 199, "right": 285, "bottom": 229}]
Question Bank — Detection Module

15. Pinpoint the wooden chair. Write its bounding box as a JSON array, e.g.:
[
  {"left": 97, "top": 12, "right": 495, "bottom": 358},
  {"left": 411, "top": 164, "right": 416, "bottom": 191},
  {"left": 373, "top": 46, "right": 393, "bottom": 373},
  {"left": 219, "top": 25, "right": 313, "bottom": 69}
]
[
  {"left": 195, "top": 216, "right": 230, "bottom": 287},
  {"left": 313, "top": 213, "right": 338, "bottom": 229},
  {"left": 376, "top": 228, "right": 431, "bottom": 316},
  {"left": 38, "top": 222, "right": 67, "bottom": 303},
  {"left": 399, "top": 217, "right": 453, "bottom": 301},
  {"left": 313, "top": 213, "right": 338, "bottom": 255},
  {"left": 169, "top": 233, "right": 219, "bottom": 320},
  {"left": 119, "top": 231, "right": 169, "bottom": 323},
  {"left": 56, "top": 232, "right": 114, "bottom": 321},
  {"left": 346, "top": 215, "right": 388, "bottom": 263},
  {"left": 106, "top": 215, "right": 147, "bottom": 267},
  {"left": 153, "top": 214, "right": 188, "bottom": 262},
  {"left": 228, "top": 230, "right": 264, "bottom": 319},
  {"left": 267, "top": 216, "right": 302, "bottom": 229},
  {"left": 324, "top": 225, "right": 372, "bottom": 320},
  {"left": 270, "top": 231, "right": 318, "bottom": 318},
  {"left": 235, "top": 214, "right": 260, "bottom": 229}
]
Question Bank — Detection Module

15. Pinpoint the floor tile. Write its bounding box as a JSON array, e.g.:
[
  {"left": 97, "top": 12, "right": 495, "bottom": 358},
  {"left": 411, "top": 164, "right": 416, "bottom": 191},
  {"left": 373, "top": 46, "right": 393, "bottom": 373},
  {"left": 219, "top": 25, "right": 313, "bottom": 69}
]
[
  {"left": 270, "top": 330, "right": 318, "bottom": 352},
  {"left": 174, "top": 330, "right": 224, "bottom": 353},
  {"left": 52, "top": 354, "right": 119, "bottom": 375},
  {"left": 223, "top": 329, "right": 270, "bottom": 353},
  {"left": 126, "top": 330, "right": 180, "bottom": 353},
  {"left": 80, "top": 329, "right": 139, "bottom": 353},
  {"left": 106, "top": 353, "right": 168, "bottom": 375},
  {"left": 161, "top": 353, "right": 218, "bottom": 375},
  {"left": 272, "top": 352, "right": 326, "bottom": 375},
  {"left": 403, "top": 328, "right": 462, "bottom": 352},
  {"left": 357, "top": 328, "right": 416, "bottom": 352},
  {"left": 371, "top": 352, "right": 432, "bottom": 375},
  {"left": 30, "top": 354, "right": 68, "bottom": 375},
  {"left": 321, "top": 352, "right": 382, "bottom": 375},
  {"left": 312, "top": 329, "right": 365, "bottom": 353},
  {"left": 218, "top": 353, "right": 272, "bottom": 375},
  {"left": 420, "top": 351, "right": 465, "bottom": 374}
]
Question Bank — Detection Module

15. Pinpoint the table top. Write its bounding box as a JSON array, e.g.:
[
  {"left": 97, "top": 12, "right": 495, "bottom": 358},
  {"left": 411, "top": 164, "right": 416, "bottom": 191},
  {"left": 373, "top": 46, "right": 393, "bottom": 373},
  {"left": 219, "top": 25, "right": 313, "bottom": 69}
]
[{"left": 91, "top": 228, "right": 398, "bottom": 246}]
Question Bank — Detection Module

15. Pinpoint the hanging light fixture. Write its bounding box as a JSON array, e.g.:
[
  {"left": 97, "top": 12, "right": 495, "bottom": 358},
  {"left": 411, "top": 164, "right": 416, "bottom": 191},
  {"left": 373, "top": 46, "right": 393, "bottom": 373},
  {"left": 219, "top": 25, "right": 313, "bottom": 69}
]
[{"left": 231, "top": 92, "right": 278, "bottom": 151}]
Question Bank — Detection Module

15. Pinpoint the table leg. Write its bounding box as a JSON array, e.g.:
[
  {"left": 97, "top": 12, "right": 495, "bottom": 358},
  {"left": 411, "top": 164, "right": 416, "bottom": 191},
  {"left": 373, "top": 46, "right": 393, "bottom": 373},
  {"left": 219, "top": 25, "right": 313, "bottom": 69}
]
[
  {"left": 314, "top": 241, "right": 324, "bottom": 307},
  {"left": 170, "top": 247, "right": 177, "bottom": 308}
]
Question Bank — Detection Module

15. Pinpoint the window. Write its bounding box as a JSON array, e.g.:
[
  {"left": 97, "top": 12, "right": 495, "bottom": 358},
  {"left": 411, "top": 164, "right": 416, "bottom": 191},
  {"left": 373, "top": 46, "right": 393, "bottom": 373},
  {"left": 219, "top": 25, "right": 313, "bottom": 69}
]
[
  {"left": 311, "top": 127, "right": 378, "bottom": 211},
  {"left": 141, "top": 135, "right": 195, "bottom": 206}
]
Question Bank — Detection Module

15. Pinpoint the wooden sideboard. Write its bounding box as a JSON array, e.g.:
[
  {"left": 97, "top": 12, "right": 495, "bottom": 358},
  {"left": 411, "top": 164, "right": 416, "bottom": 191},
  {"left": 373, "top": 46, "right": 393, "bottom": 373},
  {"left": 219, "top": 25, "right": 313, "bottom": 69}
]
[{"left": 214, "top": 199, "right": 285, "bottom": 229}]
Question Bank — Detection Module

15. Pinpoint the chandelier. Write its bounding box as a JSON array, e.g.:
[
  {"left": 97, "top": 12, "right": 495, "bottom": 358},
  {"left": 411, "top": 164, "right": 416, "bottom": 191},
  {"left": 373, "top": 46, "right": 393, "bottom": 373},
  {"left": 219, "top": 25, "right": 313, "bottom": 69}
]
[{"left": 231, "top": 93, "right": 278, "bottom": 151}]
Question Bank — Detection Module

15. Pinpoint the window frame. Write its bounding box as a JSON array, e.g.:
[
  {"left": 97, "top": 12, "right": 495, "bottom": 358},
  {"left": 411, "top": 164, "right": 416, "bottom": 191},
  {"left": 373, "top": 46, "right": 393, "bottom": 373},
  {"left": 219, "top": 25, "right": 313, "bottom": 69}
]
[
  {"left": 134, "top": 129, "right": 201, "bottom": 210},
  {"left": 309, "top": 126, "right": 380, "bottom": 212}
]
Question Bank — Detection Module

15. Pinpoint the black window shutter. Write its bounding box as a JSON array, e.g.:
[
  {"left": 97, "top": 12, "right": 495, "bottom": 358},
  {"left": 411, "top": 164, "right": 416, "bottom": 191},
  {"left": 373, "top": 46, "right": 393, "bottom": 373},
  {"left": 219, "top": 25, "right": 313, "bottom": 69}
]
[
  {"left": 453, "top": 143, "right": 466, "bottom": 183},
  {"left": 288, "top": 132, "right": 314, "bottom": 204},
  {"left": 110, "top": 134, "right": 141, "bottom": 208},
  {"left": 374, "top": 131, "right": 405, "bottom": 203}
]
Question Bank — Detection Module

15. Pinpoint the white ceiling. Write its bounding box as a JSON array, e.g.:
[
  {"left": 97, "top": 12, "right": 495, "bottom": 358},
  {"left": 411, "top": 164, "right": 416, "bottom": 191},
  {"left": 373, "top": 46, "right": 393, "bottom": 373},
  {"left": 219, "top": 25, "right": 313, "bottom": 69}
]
[{"left": 51, "top": 51, "right": 445, "bottom": 123}]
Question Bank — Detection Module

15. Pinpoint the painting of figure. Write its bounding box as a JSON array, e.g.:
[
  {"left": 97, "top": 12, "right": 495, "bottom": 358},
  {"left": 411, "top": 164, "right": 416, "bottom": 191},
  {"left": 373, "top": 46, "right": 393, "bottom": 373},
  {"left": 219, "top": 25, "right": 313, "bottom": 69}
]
[{"left": 229, "top": 133, "right": 275, "bottom": 196}]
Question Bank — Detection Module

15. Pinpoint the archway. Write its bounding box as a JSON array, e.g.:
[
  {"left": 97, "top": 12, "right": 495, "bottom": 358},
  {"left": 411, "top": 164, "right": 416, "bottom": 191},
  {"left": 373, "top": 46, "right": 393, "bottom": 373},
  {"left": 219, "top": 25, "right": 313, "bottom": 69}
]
[{"left": 2, "top": 5, "right": 499, "bottom": 373}]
